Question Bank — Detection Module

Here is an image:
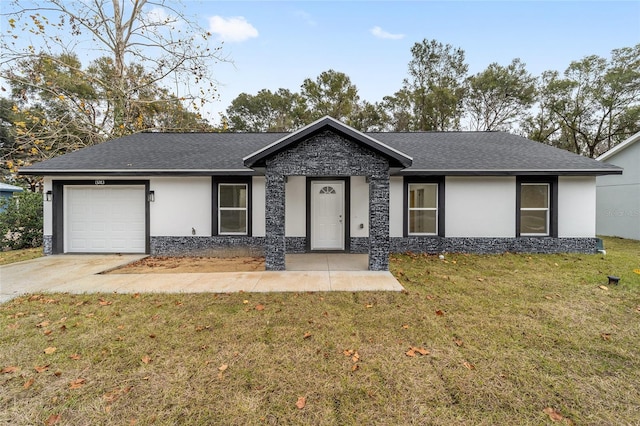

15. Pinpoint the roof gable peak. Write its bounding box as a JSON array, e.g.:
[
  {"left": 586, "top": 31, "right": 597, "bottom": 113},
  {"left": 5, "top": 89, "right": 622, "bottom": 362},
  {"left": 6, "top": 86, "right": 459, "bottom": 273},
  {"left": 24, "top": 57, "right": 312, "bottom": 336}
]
[{"left": 243, "top": 115, "right": 412, "bottom": 168}]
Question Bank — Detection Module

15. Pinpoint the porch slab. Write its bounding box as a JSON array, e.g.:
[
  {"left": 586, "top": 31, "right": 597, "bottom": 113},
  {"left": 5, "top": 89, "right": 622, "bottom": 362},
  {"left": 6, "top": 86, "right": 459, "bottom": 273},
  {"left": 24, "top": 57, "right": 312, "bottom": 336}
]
[{"left": 285, "top": 254, "right": 369, "bottom": 271}]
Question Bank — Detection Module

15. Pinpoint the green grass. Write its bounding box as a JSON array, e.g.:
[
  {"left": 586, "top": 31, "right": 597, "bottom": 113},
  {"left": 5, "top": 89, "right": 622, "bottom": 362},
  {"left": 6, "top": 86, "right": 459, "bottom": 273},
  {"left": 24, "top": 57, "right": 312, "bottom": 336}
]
[
  {"left": 0, "top": 247, "right": 43, "bottom": 265},
  {"left": 1, "top": 237, "right": 639, "bottom": 425}
]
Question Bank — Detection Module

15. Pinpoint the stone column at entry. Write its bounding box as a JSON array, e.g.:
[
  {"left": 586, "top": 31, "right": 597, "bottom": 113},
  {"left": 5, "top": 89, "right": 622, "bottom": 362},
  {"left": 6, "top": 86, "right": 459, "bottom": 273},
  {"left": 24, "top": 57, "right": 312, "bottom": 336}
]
[
  {"left": 264, "top": 171, "right": 286, "bottom": 270},
  {"left": 368, "top": 174, "right": 390, "bottom": 271}
]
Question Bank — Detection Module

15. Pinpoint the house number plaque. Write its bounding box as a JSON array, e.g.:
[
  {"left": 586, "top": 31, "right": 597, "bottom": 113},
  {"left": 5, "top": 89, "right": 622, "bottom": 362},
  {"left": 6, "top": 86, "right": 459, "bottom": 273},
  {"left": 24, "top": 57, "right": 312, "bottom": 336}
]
[{"left": 95, "top": 180, "right": 105, "bottom": 185}]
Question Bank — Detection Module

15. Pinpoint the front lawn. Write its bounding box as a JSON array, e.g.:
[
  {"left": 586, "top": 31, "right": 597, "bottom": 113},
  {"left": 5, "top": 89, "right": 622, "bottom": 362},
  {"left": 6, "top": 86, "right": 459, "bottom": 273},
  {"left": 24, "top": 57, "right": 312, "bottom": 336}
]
[
  {"left": 1, "top": 237, "right": 639, "bottom": 425},
  {"left": 0, "top": 247, "right": 43, "bottom": 265}
]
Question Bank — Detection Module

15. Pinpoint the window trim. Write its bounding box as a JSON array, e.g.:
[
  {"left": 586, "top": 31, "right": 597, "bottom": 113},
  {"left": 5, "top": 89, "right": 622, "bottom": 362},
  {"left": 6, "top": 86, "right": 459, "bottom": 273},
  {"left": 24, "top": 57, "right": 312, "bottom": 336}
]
[
  {"left": 516, "top": 177, "right": 557, "bottom": 238},
  {"left": 212, "top": 177, "right": 252, "bottom": 236},
  {"left": 403, "top": 177, "right": 445, "bottom": 237}
]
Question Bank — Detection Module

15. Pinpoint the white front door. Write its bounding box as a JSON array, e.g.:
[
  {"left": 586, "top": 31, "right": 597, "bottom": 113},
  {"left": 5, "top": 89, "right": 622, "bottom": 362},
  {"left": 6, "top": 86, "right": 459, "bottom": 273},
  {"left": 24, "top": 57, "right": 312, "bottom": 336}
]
[{"left": 311, "top": 180, "right": 344, "bottom": 250}]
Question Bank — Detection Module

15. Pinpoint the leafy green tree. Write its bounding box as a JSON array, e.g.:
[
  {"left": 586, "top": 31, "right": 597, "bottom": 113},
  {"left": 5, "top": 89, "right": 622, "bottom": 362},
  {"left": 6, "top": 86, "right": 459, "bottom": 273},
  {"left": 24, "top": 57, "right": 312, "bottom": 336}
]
[
  {"left": 465, "top": 58, "right": 536, "bottom": 131},
  {"left": 0, "top": 190, "right": 43, "bottom": 250},
  {"left": 349, "top": 101, "right": 390, "bottom": 132},
  {"left": 526, "top": 45, "right": 640, "bottom": 157},
  {"left": 300, "top": 70, "right": 360, "bottom": 122},
  {"left": 388, "top": 39, "right": 468, "bottom": 131},
  {"left": 225, "top": 89, "right": 305, "bottom": 132}
]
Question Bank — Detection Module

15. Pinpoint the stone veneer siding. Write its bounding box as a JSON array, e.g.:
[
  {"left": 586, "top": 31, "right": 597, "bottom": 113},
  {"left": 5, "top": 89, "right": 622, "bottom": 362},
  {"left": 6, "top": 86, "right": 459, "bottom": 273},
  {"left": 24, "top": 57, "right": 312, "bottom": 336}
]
[
  {"left": 43, "top": 235, "right": 53, "bottom": 255},
  {"left": 389, "top": 237, "right": 599, "bottom": 254},
  {"left": 151, "top": 236, "right": 265, "bottom": 257},
  {"left": 264, "top": 130, "right": 390, "bottom": 271}
]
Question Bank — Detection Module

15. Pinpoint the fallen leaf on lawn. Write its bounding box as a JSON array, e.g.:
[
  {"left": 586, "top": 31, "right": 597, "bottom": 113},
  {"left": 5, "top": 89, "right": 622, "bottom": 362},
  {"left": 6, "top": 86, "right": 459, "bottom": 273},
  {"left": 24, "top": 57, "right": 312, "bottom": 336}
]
[
  {"left": 45, "top": 414, "right": 61, "bottom": 425},
  {"left": 34, "top": 365, "right": 49, "bottom": 373},
  {"left": 98, "top": 298, "right": 112, "bottom": 306},
  {"left": 141, "top": 355, "right": 151, "bottom": 364},
  {"left": 103, "top": 386, "right": 133, "bottom": 403},
  {"left": 69, "top": 378, "right": 86, "bottom": 389},
  {"left": 242, "top": 300, "right": 249, "bottom": 304},
  {"left": 633, "top": 269, "right": 640, "bottom": 275},
  {"left": 117, "top": 325, "right": 125, "bottom": 330},
  {"left": 23, "top": 377, "right": 34, "bottom": 389},
  {"left": 414, "top": 347, "right": 429, "bottom": 355},
  {"left": 351, "top": 352, "right": 360, "bottom": 363},
  {"left": 543, "top": 407, "right": 564, "bottom": 422},
  {"left": 43, "top": 329, "right": 52, "bottom": 336},
  {"left": 477, "top": 278, "right": 484, "bottom": 282},
  {"left": 402, "top": 324, "right": 409, "bottom": 329},
  {"left": 435, "top": 310, "right": 444, "bottom": 316},
  {"left": 69, "top": 354, "right": 81, "bottom": 360},
  {"left": 453, "top": 338, "right": 464, "bottom": 347},
  {"left": 218, "top": 364, "right": 228, "bottom": 372},
  {"left": 463, "top": 361, "right": 475, "bottom": 370},
  {"left": 636, "top": 306, "right": 640, "bottom": 313},
  {"left": 365, "top": 304, "right": 373, "bottom": 308},
  {"left": 601, "top": 333, "right": 611, "bottom": 341},
  {"left": 36, "top": 321, "right": 50, "bottom": 328},
  {"left": 405, "top": 348, "right": 415, "bottom": 357},
  {"left": 426, "top": 295, "right": 435, "bottom": 300},
  {"left": 44, "top": 347, "right": 56, "bottom": 354},
  {"left": 2, "top": 366, "right": 20, "bottom": 373},
  {"left": 343, "top": 349, "right": 354, "bottom": 357},
  {"left": 544, "top": 295, "right": 553, "bottom": 300},
  {"left": 351, "top": 364, "right": 359, "bottom": 371},
  {"left": 599, "top": 285, "right": 609, "bottom": 291},
  {"left": 303, "top": 332, "right": 312, "bottom": 339},
  {"left": 255, "top": 304, "right": 265, "bottom": 311},
  {"left": 295, "top": 396, "right": 306, "bottom": 409}
]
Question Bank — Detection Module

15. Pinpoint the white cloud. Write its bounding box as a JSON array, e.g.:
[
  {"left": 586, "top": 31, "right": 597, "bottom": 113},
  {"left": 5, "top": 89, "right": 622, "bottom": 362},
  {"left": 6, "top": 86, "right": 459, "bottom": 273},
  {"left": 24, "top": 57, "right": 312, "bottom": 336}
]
[
  {"left": 293, "top": 10, "right": 317, "bottom": 27},
  {"left": 208, "top": 16, "right": 258, "bottom": 42},
  {"left": 370, "top": 26, "right": 405, "bottom": 40}
]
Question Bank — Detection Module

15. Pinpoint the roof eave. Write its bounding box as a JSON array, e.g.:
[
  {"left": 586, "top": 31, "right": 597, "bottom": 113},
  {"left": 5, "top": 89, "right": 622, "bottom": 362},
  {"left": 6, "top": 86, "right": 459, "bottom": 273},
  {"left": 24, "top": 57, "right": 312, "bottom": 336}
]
[
  {"left": 397, "top": 168, "right": 623, "bottom": 177},
  {"left": 18, "top": 169, "right": 258, "bottom": 177},
  {"left": 596, "top": 131, "right": 640, "bottom": 161}
]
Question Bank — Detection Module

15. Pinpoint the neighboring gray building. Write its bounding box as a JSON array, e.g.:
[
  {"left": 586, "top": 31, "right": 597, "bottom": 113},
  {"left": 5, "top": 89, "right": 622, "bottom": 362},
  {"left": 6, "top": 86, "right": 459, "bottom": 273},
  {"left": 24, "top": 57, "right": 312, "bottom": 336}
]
[
  {"left": 0, "top": 182, "right": 24, "bottom": 213},
  {"left": 20, "top": 116, "right": 622, "bottom": 271},
  {"left": 596, "top": 132, "right": 640, "bottom": 240}
]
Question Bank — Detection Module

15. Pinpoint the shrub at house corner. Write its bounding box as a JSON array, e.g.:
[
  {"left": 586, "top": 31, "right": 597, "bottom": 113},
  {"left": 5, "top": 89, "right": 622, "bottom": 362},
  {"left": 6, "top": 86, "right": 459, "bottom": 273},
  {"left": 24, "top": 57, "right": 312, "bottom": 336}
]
[{"left": 0, "top": 190, "right": 43, "bottom": 250}]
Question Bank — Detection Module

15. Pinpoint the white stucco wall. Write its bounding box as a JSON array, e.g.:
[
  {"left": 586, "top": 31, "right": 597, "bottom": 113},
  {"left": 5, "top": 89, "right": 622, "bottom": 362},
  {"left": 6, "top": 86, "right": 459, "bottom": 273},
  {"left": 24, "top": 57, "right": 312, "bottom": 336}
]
[
  {"left": 252, "top": 176, "right": 266, "bottom": 237},
  {"left": 445, "top": 177, "right": 516, "bottom": 237},
  {"left": 558, "top": 176, "right": 596, "bottom": 237},
  {"left": 42, "top": 177, "right": 53, "bottom": 236},
  {"left": 389, "top": 176, "right": 404, "bottom": 237},
  {"left": 596, "top": 141, "right": 640, "bottom": 240},
  {"left": 149, "top": 177, "right": 211, "bottom": 236},
  {"left": 285, "top": 176, "right": 306, "bottom": 237},
  {"left": 350, "top": 176, "right": 369, "bottom": 237}
]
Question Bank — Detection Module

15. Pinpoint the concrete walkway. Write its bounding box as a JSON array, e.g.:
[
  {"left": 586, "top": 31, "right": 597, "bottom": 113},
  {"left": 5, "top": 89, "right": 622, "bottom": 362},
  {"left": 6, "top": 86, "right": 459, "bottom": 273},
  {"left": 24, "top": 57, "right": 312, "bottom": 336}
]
[{"left": 0, "top": 254, "right": 404, "bottom": 303}]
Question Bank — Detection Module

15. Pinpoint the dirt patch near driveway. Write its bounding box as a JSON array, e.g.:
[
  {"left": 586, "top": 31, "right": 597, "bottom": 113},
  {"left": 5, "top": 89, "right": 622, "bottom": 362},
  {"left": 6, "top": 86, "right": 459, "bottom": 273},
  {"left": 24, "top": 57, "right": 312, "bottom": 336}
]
[{"left": 108, "top": 256, "right": 265, "bottom": 273}]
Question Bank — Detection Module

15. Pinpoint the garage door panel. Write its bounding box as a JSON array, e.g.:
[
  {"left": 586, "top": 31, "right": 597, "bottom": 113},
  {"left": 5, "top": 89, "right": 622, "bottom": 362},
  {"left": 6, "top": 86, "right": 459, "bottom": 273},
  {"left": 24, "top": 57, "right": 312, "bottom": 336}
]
[{"left": 64, "top": 186, "right": 146, "bottom": 253}]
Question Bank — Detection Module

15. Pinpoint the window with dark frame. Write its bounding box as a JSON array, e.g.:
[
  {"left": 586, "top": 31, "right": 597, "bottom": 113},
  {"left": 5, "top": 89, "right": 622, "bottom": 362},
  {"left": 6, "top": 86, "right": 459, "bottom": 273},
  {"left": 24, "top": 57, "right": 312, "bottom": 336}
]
[
  {"left": 218, "top": 183, "right": 248, "bottom": 235},
  {"left": 408, "top": 183, "right": 438, "bottom": 235},
  {"left": 519, "top": 183, "right": 550, "bottom": 236}
]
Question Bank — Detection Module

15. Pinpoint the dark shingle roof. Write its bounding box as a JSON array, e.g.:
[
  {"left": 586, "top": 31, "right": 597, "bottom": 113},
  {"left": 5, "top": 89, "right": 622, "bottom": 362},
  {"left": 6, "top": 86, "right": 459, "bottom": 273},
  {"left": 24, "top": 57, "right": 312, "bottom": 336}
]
[{"left": 20, "top": 130, "right": 621, "bottom": 176}]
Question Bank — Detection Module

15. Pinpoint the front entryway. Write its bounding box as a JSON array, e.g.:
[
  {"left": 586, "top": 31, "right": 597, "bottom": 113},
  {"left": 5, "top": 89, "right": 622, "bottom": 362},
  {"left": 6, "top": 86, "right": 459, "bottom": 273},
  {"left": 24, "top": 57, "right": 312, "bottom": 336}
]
[{"left": 310, "top": 180, "right": 345, "bottom": 250}]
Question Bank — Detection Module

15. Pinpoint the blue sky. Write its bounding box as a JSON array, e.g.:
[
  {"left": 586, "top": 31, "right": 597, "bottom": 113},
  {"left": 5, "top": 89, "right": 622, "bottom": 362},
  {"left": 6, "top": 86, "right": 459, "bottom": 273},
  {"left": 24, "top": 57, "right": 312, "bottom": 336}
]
[
  {"left": 2, "top": 1, "right": 639, "bottom": 125},
  {"left": 198, "top": 0, "right": 639, "bottom": 123}
]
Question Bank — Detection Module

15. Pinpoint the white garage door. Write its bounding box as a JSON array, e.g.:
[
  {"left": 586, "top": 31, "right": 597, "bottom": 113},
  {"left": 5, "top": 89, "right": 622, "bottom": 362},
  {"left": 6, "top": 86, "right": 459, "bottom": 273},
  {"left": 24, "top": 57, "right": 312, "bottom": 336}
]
[{"left": 64, "top": 186, "right": 146, "bottom": 253}]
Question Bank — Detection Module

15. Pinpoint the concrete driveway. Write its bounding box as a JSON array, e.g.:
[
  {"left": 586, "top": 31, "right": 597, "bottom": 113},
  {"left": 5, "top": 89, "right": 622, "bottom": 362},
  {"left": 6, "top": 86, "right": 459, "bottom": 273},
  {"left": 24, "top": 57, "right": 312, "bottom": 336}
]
[{"left": 0, "top": 255, "right": 403, "bottom": 303}]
